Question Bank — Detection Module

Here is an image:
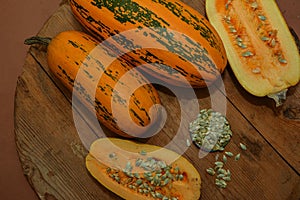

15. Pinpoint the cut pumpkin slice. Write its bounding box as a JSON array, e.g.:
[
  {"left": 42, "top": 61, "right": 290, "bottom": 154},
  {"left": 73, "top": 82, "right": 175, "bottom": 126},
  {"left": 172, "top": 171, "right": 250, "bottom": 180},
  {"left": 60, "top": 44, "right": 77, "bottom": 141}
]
[
  {"left": 206, "top": 0, "right": 300, "bottom": 106},
  {"left": 86, "top": 138, "right": 201, "bottom": 200}
]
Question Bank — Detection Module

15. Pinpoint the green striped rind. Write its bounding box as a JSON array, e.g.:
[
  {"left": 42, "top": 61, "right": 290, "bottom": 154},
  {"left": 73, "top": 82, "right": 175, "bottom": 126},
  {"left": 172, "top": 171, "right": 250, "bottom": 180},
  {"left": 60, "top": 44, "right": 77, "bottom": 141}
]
[
  {"left": 53, "top": 33, "right": 160, "bottom": 133},
  {"left": 70, "top": 0, "right": 227, "bottom": 87}
]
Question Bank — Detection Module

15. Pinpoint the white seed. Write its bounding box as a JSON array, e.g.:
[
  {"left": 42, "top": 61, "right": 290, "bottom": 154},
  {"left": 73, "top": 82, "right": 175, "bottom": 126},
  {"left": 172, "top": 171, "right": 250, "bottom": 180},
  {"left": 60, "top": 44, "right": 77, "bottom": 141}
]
[
  {"left": 215, "top": 154, "right": 220, "bottom": 161},
  {"left": 206, "top": 168, "right": 216, "bottom": 176},
  {"left": 252, "top": 67, "right": 261, "bottom": 74},
  {"left": 278, "top": 57, "right": 287, "bottom": 64},
  {"left": 225, "top": 151, "right": 234, "bottom": 157},
  {"left": 240, "top": 143, "right": 247, "bottom": 150},
  {"left": 251, "top": 2, "right": 258, "bottom": 9},
  {"left": 258, "top": 15, "right": 267, "bottom": 21},
  {"left": 217, "top": 173, "right": 226, "bottom": 178},
  {"left": 223, "top": 176, "right": 231, "bottom": 182},
  {"left": 261, "top": 36, "right": 270, "bottom": 41},
  {"left": 186, "top": 139, "right": 191, "bottom": 147},
  {"left": 242, "top": 51, "right": 254, "bottom": 57}
]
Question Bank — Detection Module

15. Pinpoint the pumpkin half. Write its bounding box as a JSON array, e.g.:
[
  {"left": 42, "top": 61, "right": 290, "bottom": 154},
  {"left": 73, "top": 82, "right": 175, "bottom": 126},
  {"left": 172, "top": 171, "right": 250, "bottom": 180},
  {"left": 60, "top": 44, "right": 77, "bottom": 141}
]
[
  {"left": 86, "top": 138, "right": 201, "bottom": 199},
  {"left": 206, "top": 0, "right": 300, "bottom": 106}
]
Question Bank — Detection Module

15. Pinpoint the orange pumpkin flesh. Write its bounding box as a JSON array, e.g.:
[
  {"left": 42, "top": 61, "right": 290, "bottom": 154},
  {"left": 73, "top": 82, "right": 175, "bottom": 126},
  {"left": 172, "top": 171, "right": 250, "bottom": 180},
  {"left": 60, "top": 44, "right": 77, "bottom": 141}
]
[{"left": 206, "top": 0, "right": 300, "bottom": 106}]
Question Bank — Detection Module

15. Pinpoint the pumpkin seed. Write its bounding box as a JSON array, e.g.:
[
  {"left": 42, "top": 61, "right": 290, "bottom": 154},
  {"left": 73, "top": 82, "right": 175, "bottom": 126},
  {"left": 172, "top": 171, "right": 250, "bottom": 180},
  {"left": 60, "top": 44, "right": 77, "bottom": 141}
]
[
  {"left": 223, "top": 155, "right": 227, "bottom": 163},
  {"left": 230, "top": 27, "right": 237, "bottom": 33},
  {"left": 214, "top": 161, "right": 224, "bottom": 169},
  {"left": 114, "top": 176, "right": 120, "bottom": 182},
  {"left": 143, "top": 189, "right": 149, "bottom": 194},
  {"left": 215, "top": 179, "right": 227, "bottom": 188},
  {"left": 239, "top": 143, "right": 247, "bottom": 150},
  {"left": 155, "top": 192, "right": 163, "bottom": 198},
  {"left": 163, "top": 178, "right": 170, "bottom": 186},
  {"left": 217, "top": 168, "right": 227, "bottom": 175},
  {"left": 236, "top": 37, "right": 243, "bottom": 42},
  {"left": 217, "top": 173, "right": 226, "bottom": 179},
  {"left": 128, "top": 184, "right": 133, "bottom": 189},
  {"left": 261, "top": 36, "right": 270, "bottom": 41},
  {"left": 206, "top": 168, "right": 215, "bottom": 176},
  {"left": 238, "top": 42, "right": 247, "bottom": 49},
  {"left": 139, "top": 150, "right": 147, "bottom": 156},
  {"left": 258, "top": 15, "right": 266, "bottom": 21},
  {"left": 215, "top": 154, "right": 220, "bottom": 161},
  {"left": 136, "top": 179, "right": 143, "bottom": 185},
  {"left": 109, "top": 153, "right": 116, "bottom": 159},
  {"left": 135, "top": 158, "right": 143, "bottom": 167},
  {"left": 222, "top": 176, "right": 231, "bottom": 182},
  {"left": 252, "top": 67, "right": 261, "bottom": 74},
  {"left": 278, "top": 57, "right": 287, "bottom": 64},
  {"left": 225, "top": 151, "right": 233, "bottom": 157},
  {"left": 151, "top": 192, "right": 156, "bottom": 198},
  {"left": 235, "top": 153, "right": 241, "bottom": 161},
  {"left": 178, "top": 174, "right": 184, "bottom": 181},
  {"left": 270, "top": 38, "right": 276, "bottom": 47},
  {"left": 186, "top": 139, "right": 191, "bottom": 147},
  {"left": 251, "top": 2, "right": 258, "bottom": 9},
  {"left": 242, "top": 51, "right": 254, "bottom": 57},
  {"left": 227, "top": 169, "right": 231, "bottom": 176},
  {"left": 224, "top": 15, "right": 231, "bottom": 23},
  {"left": 162, "top": 196, "right": 169, "bottom": 200}
]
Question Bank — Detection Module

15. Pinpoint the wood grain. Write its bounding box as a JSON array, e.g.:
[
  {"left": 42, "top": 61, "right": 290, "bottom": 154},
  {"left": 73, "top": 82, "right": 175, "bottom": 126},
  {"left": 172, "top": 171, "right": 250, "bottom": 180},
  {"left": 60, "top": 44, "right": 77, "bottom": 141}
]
[{"left": 15, "top": 1, "right": 300, "bottom": 200}]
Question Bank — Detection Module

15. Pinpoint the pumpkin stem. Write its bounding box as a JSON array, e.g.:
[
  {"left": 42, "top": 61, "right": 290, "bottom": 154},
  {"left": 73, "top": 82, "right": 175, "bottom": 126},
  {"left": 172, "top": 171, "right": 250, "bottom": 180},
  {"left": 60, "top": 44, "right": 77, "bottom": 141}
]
[
  {"left": 267, "top": 89, "right": 288, "bottom": 107},
  {"left": 24, "top": 36, "right": 52, "bottom": 46}
]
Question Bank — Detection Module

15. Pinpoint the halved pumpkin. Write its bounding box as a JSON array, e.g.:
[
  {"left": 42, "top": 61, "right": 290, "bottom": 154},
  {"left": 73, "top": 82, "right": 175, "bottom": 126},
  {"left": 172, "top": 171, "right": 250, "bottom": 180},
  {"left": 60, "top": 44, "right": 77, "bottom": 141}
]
[
  {"left": 206, "top": 0, "right": 300, "bottom": 106},
  {"left": 86, "top": 138, "right": 201, "bottom": 200}
]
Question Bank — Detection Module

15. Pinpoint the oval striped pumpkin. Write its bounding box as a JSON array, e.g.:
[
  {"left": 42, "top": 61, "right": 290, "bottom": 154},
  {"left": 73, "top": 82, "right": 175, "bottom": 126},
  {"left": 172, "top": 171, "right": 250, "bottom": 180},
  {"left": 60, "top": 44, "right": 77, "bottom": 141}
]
[
  {"left": 25, "top": 31, "right": 162, "bottom": 137},
  {"left": 70, "top": 0, "right": 227, "bottom": 88}
]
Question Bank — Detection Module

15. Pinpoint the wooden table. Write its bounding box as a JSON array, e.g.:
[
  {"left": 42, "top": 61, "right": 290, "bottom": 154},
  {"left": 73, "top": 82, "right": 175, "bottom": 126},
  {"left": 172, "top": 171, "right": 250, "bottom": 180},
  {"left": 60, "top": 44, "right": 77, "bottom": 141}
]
[{"left": 14, "top": 1, "right": 300, "bottom": 199}]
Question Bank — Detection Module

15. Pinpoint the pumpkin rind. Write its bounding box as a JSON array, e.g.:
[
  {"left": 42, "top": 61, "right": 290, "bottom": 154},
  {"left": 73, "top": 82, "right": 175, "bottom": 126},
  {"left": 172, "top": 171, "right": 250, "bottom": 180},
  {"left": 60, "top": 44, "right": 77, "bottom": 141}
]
[
  {"left": 44, "top": 31, "right": 161, "bottom": 137},
  {"left": 70, "top": 0, "right": 227, "bottom": 88},
  {"left": 206, "top": 0, "right": 300, "bottom": 105},
  {"left": 86, "top": 138, "right": 201, "bottom": 200}
]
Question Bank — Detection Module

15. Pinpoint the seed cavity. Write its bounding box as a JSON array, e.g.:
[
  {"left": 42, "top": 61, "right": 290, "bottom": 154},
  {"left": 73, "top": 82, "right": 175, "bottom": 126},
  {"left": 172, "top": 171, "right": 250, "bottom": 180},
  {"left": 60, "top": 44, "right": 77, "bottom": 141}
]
[{"left": 106, "top": 154, "right": 184, "bottom": 199}]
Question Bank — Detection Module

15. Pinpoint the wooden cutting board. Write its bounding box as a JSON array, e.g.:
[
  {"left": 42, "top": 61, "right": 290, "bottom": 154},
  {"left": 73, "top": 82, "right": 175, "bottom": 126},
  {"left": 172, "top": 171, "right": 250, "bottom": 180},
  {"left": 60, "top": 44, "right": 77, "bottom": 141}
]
[{"left": 14, "top": 1, "right": 300, "bottom": 199}]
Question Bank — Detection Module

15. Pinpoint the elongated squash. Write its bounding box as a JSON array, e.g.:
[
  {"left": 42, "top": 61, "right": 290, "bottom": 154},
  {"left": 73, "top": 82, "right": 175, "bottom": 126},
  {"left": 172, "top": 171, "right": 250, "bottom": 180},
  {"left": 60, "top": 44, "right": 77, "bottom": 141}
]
[
  {"left": 70, "top": 0, "right": 227, "bottom": 88},
  {"left": 25, "top": 31, "right": 161, "bottom": 137},
  {"left": 206, "top": 0, "right": 300, "bottom": 106},
  {"left": 86, "top": 138, "right": 201, "bottom": 199}
]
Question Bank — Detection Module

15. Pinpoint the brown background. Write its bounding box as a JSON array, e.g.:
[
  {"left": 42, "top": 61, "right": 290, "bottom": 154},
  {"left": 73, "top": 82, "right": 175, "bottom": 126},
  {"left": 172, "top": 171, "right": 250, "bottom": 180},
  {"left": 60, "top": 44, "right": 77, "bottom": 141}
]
[{"left": 0, "top": 0, "right": 299, "bottom": 199}]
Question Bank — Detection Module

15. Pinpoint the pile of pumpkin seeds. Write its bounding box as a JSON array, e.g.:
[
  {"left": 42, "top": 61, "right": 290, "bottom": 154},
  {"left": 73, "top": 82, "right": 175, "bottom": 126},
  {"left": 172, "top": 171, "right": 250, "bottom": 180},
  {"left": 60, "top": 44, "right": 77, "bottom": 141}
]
[
  {"left": 106, "top": 150, "right": 183, "bottom": 200},
  {"left": 189, "top": 109, "right": 232, "bottom": 152},
  {"left": 206, "top": 143, "right": 247, "bottom": 189}
]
